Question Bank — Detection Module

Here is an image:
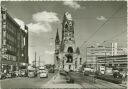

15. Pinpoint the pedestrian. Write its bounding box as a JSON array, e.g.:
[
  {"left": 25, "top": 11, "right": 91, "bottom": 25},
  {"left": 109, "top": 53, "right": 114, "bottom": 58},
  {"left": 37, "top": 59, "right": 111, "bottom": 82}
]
[
  {"left": 4, "top": 69, "right": 7, "bottom": 74},
  {"left": 120, "top": 71, "right": 125, "bottom": 84}
]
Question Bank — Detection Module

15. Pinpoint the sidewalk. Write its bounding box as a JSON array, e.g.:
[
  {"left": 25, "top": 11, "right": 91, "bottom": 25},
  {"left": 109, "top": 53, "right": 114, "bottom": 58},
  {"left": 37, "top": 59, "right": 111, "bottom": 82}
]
[
  {"left": 43, "top": 73, "right": 82, "bottom": 88},
  {"left": 44, "top": 72, "right": 67, "bottom": 85}
]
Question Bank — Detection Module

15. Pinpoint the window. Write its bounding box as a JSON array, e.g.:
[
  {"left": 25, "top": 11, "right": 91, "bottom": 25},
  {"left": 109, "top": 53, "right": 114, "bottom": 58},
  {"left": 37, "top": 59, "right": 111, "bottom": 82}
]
[
  {"left": 80, "top": 58, "right": 82, "bottom": 65},
  {"left": 75, "top": 61, "right": 77, "bottom": 68},
  {"left": 69, "top": 65, "right": 71, "bottom": 70},
  {"left": 67, "top": 47, "right": 73, "bottom": 53},
  {"left": 3, "top": 31, "right": 6, "bottom": 38},
  {"left": 66, "top": 54, "right": 73, "bottom": 63},
  {"left": 65, "top": 24, "right": 68, "bottom": 28}
]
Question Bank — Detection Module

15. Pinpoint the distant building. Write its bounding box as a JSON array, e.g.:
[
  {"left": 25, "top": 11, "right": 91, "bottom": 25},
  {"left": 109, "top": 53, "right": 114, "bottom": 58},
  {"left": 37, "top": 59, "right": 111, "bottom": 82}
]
[
  {"left": 85, "top": 45, "right": 127, "bottom": 69},
  {"left": 54, "top": 29, "right": 60, "bottom": 69},
  {"left": 112, "top": 42, "right": 118, "bottom": 56},
  {"left": 0, "top": 6, "right": 29, "bottom": 72},
  {"left": 54, "top": 12, "right": 82, "bottom": 71},
  {"left": 97, "top": 55, "right": 127, "bottom": 70}
]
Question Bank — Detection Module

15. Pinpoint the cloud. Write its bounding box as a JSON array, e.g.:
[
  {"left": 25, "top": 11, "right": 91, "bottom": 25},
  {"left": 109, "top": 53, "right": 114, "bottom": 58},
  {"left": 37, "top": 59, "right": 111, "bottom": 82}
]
[
  {"left": 14, "top": 18, "right": 25, "bottom": 30},
  {"left": 27, "top": 11, "right": 59, "bottom": 33},
  {"left": 45, "top": 50, "right": 54, "bottom": 55},
  {"left": 33, "top": 11, "right": 59, "bottom": 23},
  {"left": 96, "top": 16, "right": 107, "bottom": 21},
  {"left": 63, "top": 1, "right": 80, "bottom": 9},
  {"left": 50, "top": 43, "right": 53, "bottom": 46},
  {"left": 27, "top": 22, "right": 52, "bottom": 33}
]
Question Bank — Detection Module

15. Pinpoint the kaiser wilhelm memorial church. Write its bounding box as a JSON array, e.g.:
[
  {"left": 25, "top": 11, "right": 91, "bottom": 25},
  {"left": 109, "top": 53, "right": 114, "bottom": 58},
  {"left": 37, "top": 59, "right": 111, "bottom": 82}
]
[{"left": 54, "top": 12, "right": 82, "bottom": 71}]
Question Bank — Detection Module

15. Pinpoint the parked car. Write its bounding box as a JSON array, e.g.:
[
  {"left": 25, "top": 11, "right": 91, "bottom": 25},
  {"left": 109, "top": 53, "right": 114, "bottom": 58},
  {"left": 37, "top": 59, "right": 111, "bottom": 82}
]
[
  {"left": 0, "top": 72, "right": 6, "bottom": 79},
  {"left": 6, "top": 73, "right": 12, "bottom": 78},
  {"left": 14, "top": 71, "right": 20, "bottom": 77},
  {"left": 113, "top": 71, "right": 122, "bottom": 79},
  {"left": 10, "top": 71, "right": 16, "bottom": 78},
  {"left": 59, "top": 70, "right": 67, "bottom": 76},
  {"left": 20, "top": 69, "right": 28, "bottom": 77},
  {"left": 28, "top": 70, "right": 36, "bottom": 78}
]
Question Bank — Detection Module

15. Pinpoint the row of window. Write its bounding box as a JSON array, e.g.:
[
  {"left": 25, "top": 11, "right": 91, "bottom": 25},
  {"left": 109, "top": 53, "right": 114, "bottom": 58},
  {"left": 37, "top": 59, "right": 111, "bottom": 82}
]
[
  {"left": 6, "top": 31, "right": 16, "bottom": 43},
  {"left": 6, "top": 19, "right": 17, "bottom": 36},
  {"left": 6, "top": 17, "right": 25, "bottom": 41},
  {"left": 6, "top": 44, "right": 16, "bottom": 53}
]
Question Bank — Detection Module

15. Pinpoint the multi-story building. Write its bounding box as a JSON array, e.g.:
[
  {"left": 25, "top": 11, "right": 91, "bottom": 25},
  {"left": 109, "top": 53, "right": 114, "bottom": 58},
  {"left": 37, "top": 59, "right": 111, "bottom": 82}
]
[
  {"left": 0, "top": 6, "right": 28, "bottom": 73},
  {"left": 98, "top": 55, "right": 127, "bottom": 70},
  {"left": 84, "top": 43, "right": 127, "bottom": 69},
  {"left": 54, "top": 12, "right": 82, "bottom": 71}
]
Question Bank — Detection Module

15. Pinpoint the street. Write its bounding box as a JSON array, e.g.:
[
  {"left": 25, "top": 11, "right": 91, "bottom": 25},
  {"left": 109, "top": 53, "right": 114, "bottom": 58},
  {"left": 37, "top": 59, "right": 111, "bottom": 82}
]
[
  {"left": 1, "top": 71, "right": 126, "bottom": 89},
  {"left": 1, "top": 73, "right": 56, "bottom": 88}
]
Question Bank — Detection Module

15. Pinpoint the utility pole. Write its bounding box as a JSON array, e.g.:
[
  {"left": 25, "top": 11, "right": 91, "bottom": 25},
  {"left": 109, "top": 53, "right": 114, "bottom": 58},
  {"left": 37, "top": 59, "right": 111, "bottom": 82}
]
[
  {"left": 35, "top": 52, "right": 36, "bottom": 68},
  {"left": 85, "top": 47, "right": 87, "bottom": 67},
  {"left": 39, "top": 56, "right": 40, "bottom": 67},
  {"left": 105, "top": 52, "right": 107, "bottom": 74},
  {"left": 96, "top": 55, "right": 97, "bottom": 71},
  {"left": 35, "top": 52, "right": 37, "bottom": 76}
]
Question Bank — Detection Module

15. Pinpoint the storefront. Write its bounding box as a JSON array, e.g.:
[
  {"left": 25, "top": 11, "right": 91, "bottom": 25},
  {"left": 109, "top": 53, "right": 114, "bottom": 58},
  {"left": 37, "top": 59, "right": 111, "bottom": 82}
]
[{"left": 1, "top": 58, "right": 17, "bottom": 73}]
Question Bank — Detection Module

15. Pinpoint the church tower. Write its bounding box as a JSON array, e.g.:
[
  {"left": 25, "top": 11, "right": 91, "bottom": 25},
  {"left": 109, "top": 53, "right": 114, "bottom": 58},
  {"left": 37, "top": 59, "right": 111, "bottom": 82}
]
[
  {"left": 54, "top": 29, "right": 60, "bottom": 68},
  {"left": 61, "top": 12, "right": 75, "bottom": 52},
  {"left": 54, "top": 12, "right": 82, "bottom": 71},
  {"left": 55, "top": 29, "right": 60, "bottom": 53},
  {"left": 60, "top": 12, "right": 77, "bottom": 71}
]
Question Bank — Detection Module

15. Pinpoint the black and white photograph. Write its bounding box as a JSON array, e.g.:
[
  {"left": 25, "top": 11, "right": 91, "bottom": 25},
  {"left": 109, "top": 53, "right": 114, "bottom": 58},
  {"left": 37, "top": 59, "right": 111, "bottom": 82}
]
[{"left": 0, "top": 0, "right": 127, "bottom": 89}]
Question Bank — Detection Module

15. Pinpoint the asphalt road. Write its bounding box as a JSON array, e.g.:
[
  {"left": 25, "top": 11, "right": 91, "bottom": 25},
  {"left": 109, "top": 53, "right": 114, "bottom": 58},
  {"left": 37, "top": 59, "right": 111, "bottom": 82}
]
[{"left": 0, "top": 73, "right": 56, "bottom": 88}]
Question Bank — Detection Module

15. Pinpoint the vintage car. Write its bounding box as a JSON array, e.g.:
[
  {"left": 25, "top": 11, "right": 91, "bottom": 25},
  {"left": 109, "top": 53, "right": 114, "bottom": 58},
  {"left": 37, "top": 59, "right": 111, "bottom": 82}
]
[
  {"left": 39, "top": 70, "right": 48, "bottom": 78},
  {"left": 6, "top": 73, "right": 12, "bottom": 78},
  {"left": 28, "top": 70, "right": 36, "bottom": 78},
  {"left": 20, "top": 69, "right": 28, "bottom": 77},
  {"left": 0, "top": 72, "right": 6, "bottom": 79}
]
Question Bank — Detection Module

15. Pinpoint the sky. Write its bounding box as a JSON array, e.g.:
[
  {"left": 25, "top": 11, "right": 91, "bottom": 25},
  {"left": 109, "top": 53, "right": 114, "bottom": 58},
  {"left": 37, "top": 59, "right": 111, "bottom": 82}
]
[{"left": 1, "top": 1, "right": 127, "bottom": 64}]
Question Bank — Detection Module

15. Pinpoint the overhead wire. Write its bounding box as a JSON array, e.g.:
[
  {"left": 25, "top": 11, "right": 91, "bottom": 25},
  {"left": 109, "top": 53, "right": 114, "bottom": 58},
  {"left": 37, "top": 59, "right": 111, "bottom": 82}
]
[{"left": 80, "top": 5, "right": 124, "bottom": 49}]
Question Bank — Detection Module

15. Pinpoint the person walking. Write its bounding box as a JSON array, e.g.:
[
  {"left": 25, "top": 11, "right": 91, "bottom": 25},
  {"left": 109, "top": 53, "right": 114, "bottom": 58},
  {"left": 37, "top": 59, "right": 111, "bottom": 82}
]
[{"left": 4, "top": 69, "right": 7, "bottom": 74}]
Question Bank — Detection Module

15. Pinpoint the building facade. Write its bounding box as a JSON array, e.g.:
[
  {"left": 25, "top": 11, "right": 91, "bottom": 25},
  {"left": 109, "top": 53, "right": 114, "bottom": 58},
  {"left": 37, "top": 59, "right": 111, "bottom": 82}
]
[
  {"left": 0, "top": 6, "right": 29, "bottom": 73},
  {"left": 97, "top": 55, "right": 127, "bottom": 70},
  {"left": 54, "top": 12, "right": 82, "bottom": 71},
  {"left": 84, "top": 44, "right": 127, "bottom": 70}
]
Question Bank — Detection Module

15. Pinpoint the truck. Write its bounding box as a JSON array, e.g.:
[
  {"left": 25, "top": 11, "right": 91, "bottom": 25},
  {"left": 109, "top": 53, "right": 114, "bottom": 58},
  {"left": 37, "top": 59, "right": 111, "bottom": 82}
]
[{"left": 28, "top": 66, "right": 36, "bottom": 78}]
